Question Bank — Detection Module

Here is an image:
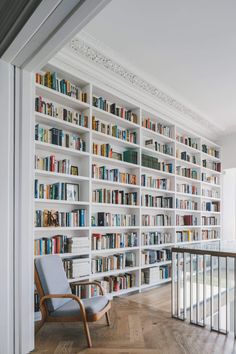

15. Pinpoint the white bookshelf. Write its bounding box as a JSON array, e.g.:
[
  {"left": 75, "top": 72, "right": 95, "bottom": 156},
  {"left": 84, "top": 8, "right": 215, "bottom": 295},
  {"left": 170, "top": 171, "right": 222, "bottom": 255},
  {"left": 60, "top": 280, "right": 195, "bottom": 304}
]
[{"left": 34, "top": 66, "right": 222, "bottom": 305}]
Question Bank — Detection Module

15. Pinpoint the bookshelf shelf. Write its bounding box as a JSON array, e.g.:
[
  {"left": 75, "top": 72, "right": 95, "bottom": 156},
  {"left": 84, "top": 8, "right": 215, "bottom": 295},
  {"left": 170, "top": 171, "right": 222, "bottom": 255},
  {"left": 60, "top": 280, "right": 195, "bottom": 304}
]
[
  {"left": 35, "top": 170, "right": 89, "bottom": 182},
  {"left": 141, "top": 146, "right": 175, "bottom": 161},
  {"left": 92, "top": 178, "right": 139, "bottom": 189},
  {"left": 35, "top": 141, "right": 90, "bottom": 157},
  {"left": 36, "top": 83, "right": 90, "bottom": 110},
  {"left": 141, "top": 260, "right": 172, "bottom": 269},
  {"left": 92, "top": 130, "right": 138, "bottom": 148},
  {"left": 175, "top": 157, "right": 201, "bottom": 169},
  {"left": 141, "top": 166, "right": 174, "bottom": 177},
  {"left": 201, "top": 151, "right": 221, "bottom": 162},
  {"left": 92, "top": 203, "right": 139, "bottom": 209},
  {"left": 90, "top": 266, "right": 139, "bottom": 278},
  {"left": 35, "top": 112, "right": 89, "bottom": 134},
  {"left": 175, "top": 174, "right": 201, "bottom": 184},
  {"left": 141, "top": 206, "right": 175, "bottom": 212},
  {"left": 92, "top": 154, "right": 138, "bottom": 168},
  {"left": 34, "top": 66, "right": 221, "bottom": 302},
  {"left": 91, "top": 226, "right": 139, "bottom": 231},
  {"left": 175, "top": 192, "right": 201, "bottom": 199},
  {"left": 91, "top": 247, "right": 140, "bottom": 254},
  {"left": 141, "top": 127, "right": 175, "bottom": 143},
  {"left": 201, "top": 166, "right": 221, "bottom": 175},
  {"left": 141, "top": 243, "right": 175, "bottom": 249},
  {"left": 34, "top": 227, "right": 89, "bottom": 232},
  {"left": 34, "top": 199, "right": 89, "bottom": 205},
  {"left": 201, "top": 181, "right": 221, "bottom": 188},
  {"left": 92, "top": 106, "right": 140, "bottom": 129},
  {"left": 176, "top": 141, "right": 200, "bottom": 154}
]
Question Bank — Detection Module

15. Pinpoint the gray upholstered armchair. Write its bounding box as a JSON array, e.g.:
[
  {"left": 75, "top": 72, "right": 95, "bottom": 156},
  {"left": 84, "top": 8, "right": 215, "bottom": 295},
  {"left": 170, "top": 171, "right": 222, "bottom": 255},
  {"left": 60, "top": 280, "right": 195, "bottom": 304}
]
[{"left": 35, "top": 255, "right": 111, "bottom": 348}]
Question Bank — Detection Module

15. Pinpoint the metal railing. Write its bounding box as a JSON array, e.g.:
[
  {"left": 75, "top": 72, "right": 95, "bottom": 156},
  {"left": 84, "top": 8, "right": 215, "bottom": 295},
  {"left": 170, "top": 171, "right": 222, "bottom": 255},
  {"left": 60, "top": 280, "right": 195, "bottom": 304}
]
[{"left": 171, "top": 242, "right": 236, "bottom": 336}]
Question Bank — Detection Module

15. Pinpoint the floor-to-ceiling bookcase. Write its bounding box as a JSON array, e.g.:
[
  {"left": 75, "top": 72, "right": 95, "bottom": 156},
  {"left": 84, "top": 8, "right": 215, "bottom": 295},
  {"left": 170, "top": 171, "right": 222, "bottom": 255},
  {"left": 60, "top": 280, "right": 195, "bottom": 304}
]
[{"left": 34, "top": 63, "right": 221, "bottom": 310}]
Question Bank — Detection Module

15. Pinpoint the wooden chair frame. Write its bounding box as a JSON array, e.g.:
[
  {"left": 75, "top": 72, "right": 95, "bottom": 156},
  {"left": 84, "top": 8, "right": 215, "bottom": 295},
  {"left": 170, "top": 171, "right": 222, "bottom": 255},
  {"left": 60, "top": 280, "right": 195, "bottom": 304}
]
[{"left": 35, "top": 265, "right": 111, "bottom": 348}]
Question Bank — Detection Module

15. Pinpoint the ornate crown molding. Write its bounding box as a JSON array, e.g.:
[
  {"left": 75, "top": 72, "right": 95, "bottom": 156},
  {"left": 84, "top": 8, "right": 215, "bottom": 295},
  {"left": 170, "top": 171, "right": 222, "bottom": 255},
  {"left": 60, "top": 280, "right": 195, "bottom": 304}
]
[{"left": 70, "top": 37, "right": 220, "bottom": 135}]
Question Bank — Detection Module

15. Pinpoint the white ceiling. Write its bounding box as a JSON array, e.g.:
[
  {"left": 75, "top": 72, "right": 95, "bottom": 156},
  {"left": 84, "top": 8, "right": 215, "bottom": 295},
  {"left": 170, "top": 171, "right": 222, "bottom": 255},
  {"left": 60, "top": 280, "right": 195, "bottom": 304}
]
[{"left": 81, "top": 0, "right": 236, "bottom": 137}]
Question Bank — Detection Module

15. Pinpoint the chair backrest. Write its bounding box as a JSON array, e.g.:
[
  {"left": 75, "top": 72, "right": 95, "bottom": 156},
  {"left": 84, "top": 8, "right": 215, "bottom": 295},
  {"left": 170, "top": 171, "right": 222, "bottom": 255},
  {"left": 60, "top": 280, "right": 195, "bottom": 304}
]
[{"left": 35, "top": 255, "right": 72, "bottom": 312}]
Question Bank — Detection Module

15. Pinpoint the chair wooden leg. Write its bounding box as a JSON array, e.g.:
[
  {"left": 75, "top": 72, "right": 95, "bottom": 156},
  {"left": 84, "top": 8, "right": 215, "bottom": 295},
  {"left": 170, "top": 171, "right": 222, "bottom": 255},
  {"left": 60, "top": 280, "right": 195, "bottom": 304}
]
[
  {"left": 82, "top": 319, "right": 92, "bottom": 348},
  {"left": 105, "top": 310, "right": 111, "bottom": 326}
]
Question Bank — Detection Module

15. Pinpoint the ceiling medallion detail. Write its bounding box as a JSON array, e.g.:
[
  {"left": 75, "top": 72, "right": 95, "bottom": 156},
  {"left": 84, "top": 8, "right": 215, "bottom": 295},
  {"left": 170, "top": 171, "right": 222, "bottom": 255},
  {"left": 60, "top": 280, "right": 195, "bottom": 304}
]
[{"left": 70, "top": 38, "right": 218, "bottom": 133}]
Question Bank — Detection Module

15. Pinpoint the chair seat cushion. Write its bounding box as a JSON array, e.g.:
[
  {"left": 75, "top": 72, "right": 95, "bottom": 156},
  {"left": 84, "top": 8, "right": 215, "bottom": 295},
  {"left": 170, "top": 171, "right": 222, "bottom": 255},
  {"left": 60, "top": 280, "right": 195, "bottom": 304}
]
[{"left": 50, "top": 295, "right": 109, "bottom": 318}]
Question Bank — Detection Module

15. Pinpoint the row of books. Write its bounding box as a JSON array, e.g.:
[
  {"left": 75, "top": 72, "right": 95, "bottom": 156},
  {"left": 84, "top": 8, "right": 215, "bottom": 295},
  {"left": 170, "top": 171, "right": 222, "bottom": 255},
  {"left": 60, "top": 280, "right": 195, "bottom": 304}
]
[
  {"left": 176, "top": 166, "right": 198, "bottom": 180},
  {"left": 92, "top": 188, "right": 138, "bottom": 206},
  {"left": 202, "top": 188, "right": 220, "bottom": 199},
  {"left": 202, "top": 230, "right": 219, "bottom": 239},
  {"left": 142, "top": 231, "right": 174, "bottom": 245},
  {"left": 35, "top": 125, "right": 86, "bottom": 152},
  {"left": 141, "top": 174, "right": 171, "bottom": 190},
  {"left": 71, "top": 283, "right": 87, "bottom": 298},
  {"left": 202, "top": 216, "right": 218, "bottom": 225},
  {"left": 92, "top": 232, "right": 138, "bottom": 250},
  {"left": 92, "top": 273, "right": 136, "bottom": 295},
  {"left": 34, "top": 235, "right": 69, "bottom": 256},
  {"left": 176, "top": 183, "right": 198, "bottom": 195},
  {"left": 142, "top": 154, "right": 173, "bottom": 173},
  {"left": 36, "top": 71, "right": 87, "bottom": 102},
  {"left": 176, "top": 199, "right": 198, "bottom": 211},
  {"left": 92, "top": 164, "right": 137, "bottom": 185},
  {"left": 92, "top": 143, "right": 138, "bottom": 164},
  {"left": 35, "top": 96, "right": 88, "bottom": 127},
  {"left": 91, "top": 252, "right": 136, "bottom": 274},
  {"left": 176, "top": 215, "right": 198, "bottom": 226},
  {"left": 142, "top": 118, "right": 172, "bottom": 138},
  {"left": 91, "top": 212, "right": 136, "bottom": 227},
  {"left": 202, "top": 160, "right": 221, "bottom": 172},
  {"left": 142, "top": 214, "right": 172, "bottom": 227},
  {"left": 35, "top": 155, "right": 78, "bottom": 176},
  {"left": 141, "top": 195, "right": 173, "bottom": 208},
  {"left": 202, "top": 144, "right": 220, "bottom": 158},
  {"left": 35, "top": 209, "right": 87, "bottom": 227},
  {"left": 34, "top": 180, "right": 79, "bottom": 201},
  {"left": 92, "top": 117, "right": 137, "bottom": 144},
  {"left": 141, "top": 248, "right": 171, "bottom": 265},
  {"left": 176, "top": 135, "right": 199, "bottom": 150},
  {"left": 34, "top": 236, "right": 89, "bottom": 256},
  {"left": 176, "top": 150, "right": 197, "bottom": 164},
  {"left": 176, "top": 230, "right": 200, "bottom": 243},
  {"left": 141, "top": 264, "right": 171, "bottom": 284},
  {"left": 202, "top": 174, "right": 219, "bottom": 185},
  {"left": 63, "top": 257, "right": 90, "bottom": 279},
  {"left": 144, "top": 139, "right": 173, "bottom": 156},
  {"left": 92, "top": 96, "right": 138, "bottom": 123},
  {"left": 202, "top": 201, "right": 220, "bottom": 212}
]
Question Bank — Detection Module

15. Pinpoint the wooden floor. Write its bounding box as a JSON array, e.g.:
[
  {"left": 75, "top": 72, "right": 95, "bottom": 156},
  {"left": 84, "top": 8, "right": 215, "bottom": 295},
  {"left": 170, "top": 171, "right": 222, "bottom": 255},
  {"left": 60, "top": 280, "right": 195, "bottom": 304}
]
[{"left": 34, "top": 284, "right": 236, "bottom": 354}]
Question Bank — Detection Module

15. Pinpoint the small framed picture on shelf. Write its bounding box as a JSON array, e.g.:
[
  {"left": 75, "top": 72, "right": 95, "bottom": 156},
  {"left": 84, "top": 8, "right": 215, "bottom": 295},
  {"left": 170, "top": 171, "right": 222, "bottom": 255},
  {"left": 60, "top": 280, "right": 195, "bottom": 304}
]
[
  {"left": 66, "top": 183, "right": 79, "bottom": 201},
  {"left": 71, "top": 166, "right": 78, "bottom": 176}
]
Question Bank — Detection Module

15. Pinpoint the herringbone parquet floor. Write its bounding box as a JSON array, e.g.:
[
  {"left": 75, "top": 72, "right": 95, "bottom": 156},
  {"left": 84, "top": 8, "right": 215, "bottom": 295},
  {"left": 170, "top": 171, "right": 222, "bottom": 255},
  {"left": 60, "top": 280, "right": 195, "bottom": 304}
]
[{"left": 34, "top": 284, "right": 236, "bottom": 354}]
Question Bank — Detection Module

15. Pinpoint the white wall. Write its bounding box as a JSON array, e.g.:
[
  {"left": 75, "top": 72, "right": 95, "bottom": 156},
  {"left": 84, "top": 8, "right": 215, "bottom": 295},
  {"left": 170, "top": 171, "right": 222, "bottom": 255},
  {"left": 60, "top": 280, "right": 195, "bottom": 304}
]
[
  {"left": 218, "top": 133, "right": 236, "bottom": 241},
  {"left": 222, "top": 169, "right": 236, "bottom": 240},
  {"left": 218, "top": 133, "right": 236, "bottom": 170}
]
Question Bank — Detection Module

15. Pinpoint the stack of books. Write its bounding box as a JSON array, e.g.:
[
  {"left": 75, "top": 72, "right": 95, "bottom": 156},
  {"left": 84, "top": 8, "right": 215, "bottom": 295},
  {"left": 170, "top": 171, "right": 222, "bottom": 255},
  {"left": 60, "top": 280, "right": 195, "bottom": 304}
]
[
  {"left": 68, "top": 237, "right": 90, "bottom": 254},
  {"left": 63, "top": 257, "right": 90, "bottom": 278},
  {"left": 92, "top": 232, "right": 138, "bottom": 250},
  {"left": 142, "top": 154, "right": 173, "bottom": 173},
  {"left": 91, "top": 212, "right": 136, "bottom": 227},
  {"left": 92, "top": 164, "right": 137, "bottom": 185},
  {"left": 142, "top": 231, "right": 174, "bottom": 245}
]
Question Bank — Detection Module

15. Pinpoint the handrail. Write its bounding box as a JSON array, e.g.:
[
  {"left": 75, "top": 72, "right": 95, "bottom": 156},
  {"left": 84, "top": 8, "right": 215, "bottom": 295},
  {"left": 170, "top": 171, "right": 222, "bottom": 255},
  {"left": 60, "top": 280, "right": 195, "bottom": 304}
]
[{"left": 171, "top": 242, "right": 236, "bottom": 337}]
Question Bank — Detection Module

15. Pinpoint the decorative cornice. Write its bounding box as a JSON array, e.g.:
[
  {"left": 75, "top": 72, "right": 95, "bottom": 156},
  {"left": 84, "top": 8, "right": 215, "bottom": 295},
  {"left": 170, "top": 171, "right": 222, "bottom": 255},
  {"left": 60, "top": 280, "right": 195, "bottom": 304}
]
[{"left": 70, "top": 37, "right": 221, "bottom": 135}]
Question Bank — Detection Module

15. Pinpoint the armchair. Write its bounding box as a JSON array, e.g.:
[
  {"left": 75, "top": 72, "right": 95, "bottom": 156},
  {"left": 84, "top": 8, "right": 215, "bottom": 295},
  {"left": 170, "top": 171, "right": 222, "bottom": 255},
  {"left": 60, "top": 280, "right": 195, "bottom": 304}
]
[{"left": 35, "top": 255, "right": 111, "bottom": 348}]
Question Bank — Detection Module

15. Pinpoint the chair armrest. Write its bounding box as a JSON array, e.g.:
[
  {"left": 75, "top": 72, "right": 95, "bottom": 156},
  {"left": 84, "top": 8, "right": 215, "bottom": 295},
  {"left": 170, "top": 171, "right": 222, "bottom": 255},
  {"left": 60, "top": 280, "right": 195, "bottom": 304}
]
[
  {"left": 70, "top": 281, "right": 105, "bottom": 295},
  {"left": 40, "top": 293, "right": 85, "bottom": 311}
]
